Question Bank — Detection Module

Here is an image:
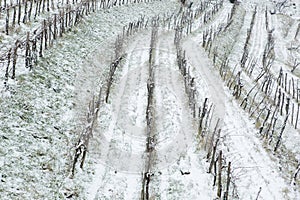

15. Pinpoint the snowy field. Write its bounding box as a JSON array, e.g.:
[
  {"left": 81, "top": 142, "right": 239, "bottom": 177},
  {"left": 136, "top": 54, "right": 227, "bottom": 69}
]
[{"left": 0, "top": 0, "right": 300, "bottom": 199}]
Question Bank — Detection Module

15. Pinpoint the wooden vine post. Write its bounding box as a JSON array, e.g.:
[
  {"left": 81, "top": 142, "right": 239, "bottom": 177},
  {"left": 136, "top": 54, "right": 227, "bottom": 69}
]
[
  {"left": 39, "top": 26, "right": 44, "bottom": 57},
  {"left": 12, "top": 40, "right": 20, "bottom": 79},
  {"left": 6, "top": 8, "right": 9, "bottom": 35},
  {"left": 5, "top": 49, "right": 12, "bottom": 82},
  {"left": 224, "top": 162, "right": 231, "bottom": 200},
  {"left": 44, "top": 19, "right": 48, "bottom": 50},
  {"left": 217, "top": 150, "right": 222, "bottom": 198},
  {"left": 25, "top": 32, "right": 31, "bottom": 68}
]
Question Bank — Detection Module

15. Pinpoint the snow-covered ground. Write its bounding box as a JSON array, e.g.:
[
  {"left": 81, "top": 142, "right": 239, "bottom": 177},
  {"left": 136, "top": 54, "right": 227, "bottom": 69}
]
[
  {"left": 1, "top": 0, "right": 300, "bottom": 199},
  {"left": 0, "top": 1, "right": 180, "bottom": 199}
]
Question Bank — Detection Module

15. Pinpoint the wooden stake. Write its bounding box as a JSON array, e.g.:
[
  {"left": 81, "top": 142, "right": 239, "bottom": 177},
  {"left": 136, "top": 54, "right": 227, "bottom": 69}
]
[
  {"left": 28, "top": 0, "right": 33, "bottom": 21},
  {"left": 274, "top": 113, "right": 289, "bottom": 152},
  {"left": 217, "top": 150, "right": 222, "bottom": 198},
  {"left": 18, "top": 0, "right": 21, "bottom": 25},
  {"left": 224, "top": 162, "right": 231, "bottom": 200},
  {"left": 53, "top": 14, "right": 57, "bottom": 40},
  {"left": 39, "top": 29, "right": 43, "bottom": 57},
  {"left": 5, "top": 8, "right": 9, "bottom": 35},
  {"left": 5, "top": 49, "right": 12, "bottom": 81},
  {"left": 23, "top": 0, "right": 28, "bottom": 23},
  {"left": 44, "top": 20, "right": 47, "bottom": 50},
  {"left": 12, "top": 41, "right": 19, "bottom": 79},
  {"left": 296, "top": 103, "right": 299, "bottom": 129},
  {"left": 25, "top": 32, "right": 30, "bottom": 68}
]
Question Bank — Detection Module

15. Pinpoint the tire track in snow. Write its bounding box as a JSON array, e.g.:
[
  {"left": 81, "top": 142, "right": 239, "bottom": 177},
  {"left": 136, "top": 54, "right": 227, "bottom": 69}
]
[
  {"left": 154, "top": 32, "right": 194, "bottom": 167},
  {"left": 248, "top": 8, "right": 267, "bottom": 69},
  {"left": 181, "top": 24, "right": 299, "bottom": 200},
  {"left": 222, "top": 98, "right": 296, "bottom": 200},
  {"left": 183, "top": 37, "right": 225, "bottom": 127},
  {"left": 103, "top": 32, "right": 151, "bottom": 171},
  {"left": 149, "top": 31, "right": 214, "bottom": 199},
  {"left": 193, "top": 1, "right": 233, "bottom": 38},
  {"left": 87, "top": 32, "right": 152, "bottom": 200}
]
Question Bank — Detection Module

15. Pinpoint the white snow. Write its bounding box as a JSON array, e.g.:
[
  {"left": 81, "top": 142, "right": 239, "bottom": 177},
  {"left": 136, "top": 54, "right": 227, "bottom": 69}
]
[{"left": 1, "top": 0, "right": 300, "bottom": 199}]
